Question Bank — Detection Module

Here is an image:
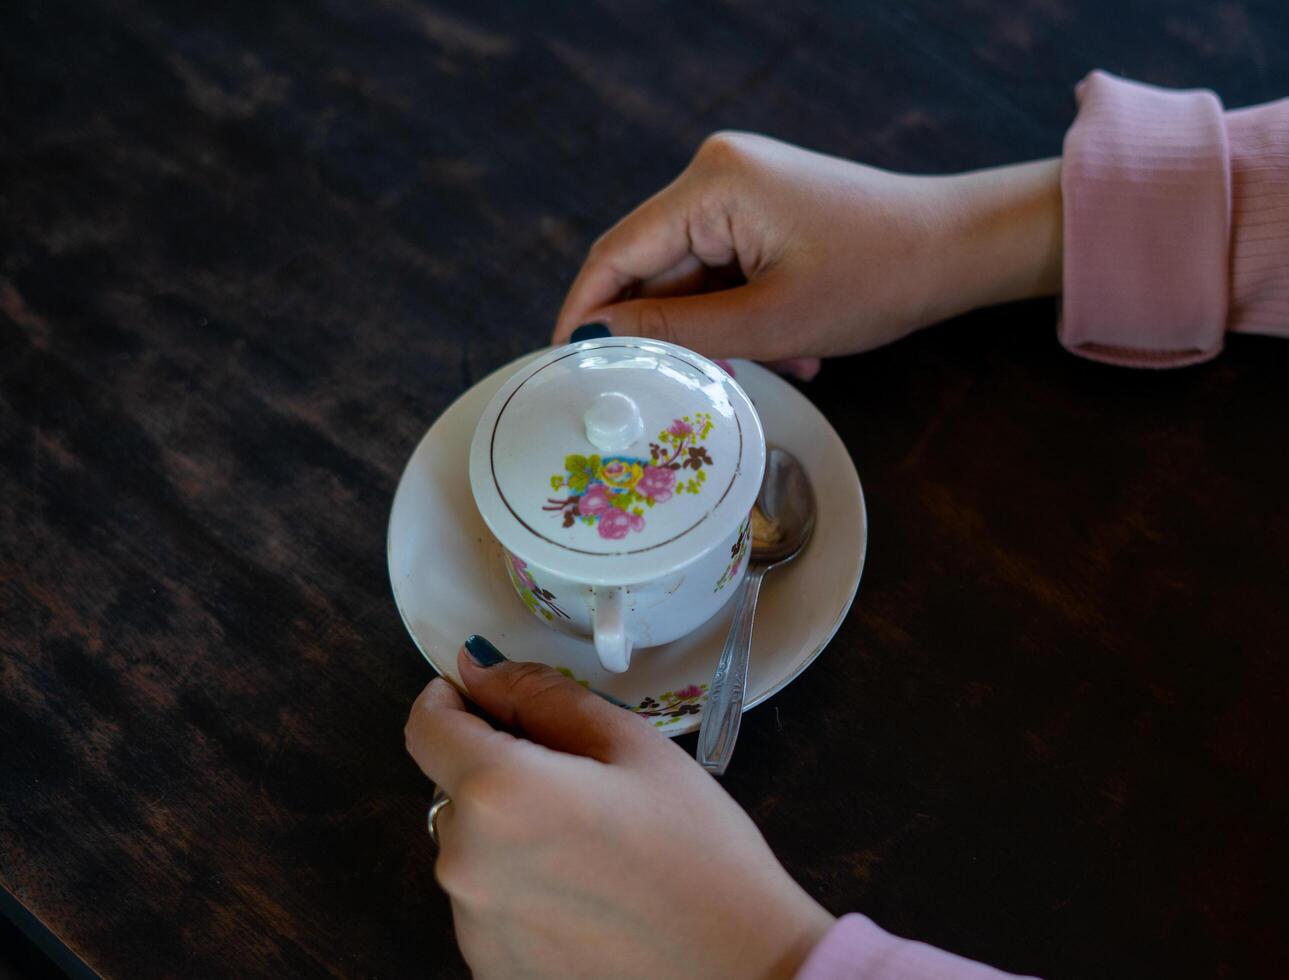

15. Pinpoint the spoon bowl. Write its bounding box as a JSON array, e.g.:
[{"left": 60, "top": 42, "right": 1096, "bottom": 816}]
[{"left": 749, "top": 447, "right": 816, "bottom": 566}]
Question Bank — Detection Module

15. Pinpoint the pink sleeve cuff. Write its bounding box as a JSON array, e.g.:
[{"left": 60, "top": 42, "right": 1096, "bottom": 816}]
[
  {"left": 1060, "top": 71, "right": 1231, "bottom": 367},
  {"left": 795, "top": 914, "right": 1039, "bottom": 980},
  {"left": 1226, "top": 97, "right": 1289, "bottom": 336}
]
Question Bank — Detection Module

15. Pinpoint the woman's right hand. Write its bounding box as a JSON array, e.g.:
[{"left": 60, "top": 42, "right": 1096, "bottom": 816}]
[
  {"left": 405, "top": 643, "right": 835, "bottom": 980},
  {"left": 552, "top": 132, "right": 1063, "bottom": 368}
]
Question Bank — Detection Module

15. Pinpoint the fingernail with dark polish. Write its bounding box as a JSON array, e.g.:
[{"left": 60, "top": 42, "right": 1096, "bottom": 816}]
[
  {"left": 571, "top": 323, "right": 611, "bottom": 342},
  {"left": 464, "top": 634, "right": 506, "bottom": 667}
]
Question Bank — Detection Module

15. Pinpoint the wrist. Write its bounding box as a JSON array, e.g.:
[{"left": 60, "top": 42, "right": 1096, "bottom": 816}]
[
  {"left": 756, "top": 896, "right": 836, "bottom": 980},
  {"left": 928, "top": 158, "right": 1064, "bottom": 320}
]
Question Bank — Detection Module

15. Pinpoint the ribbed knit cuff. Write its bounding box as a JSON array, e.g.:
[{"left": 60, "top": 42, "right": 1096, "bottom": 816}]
[
  {"left": 1226, "top": 97, "right": 1289, "bottom": 336},
  {"left": 795, "top": 914, "right": 1036, "bottom": 980},
  {"left": 1059, "top": 71, "right": 1231, "bottom": 367}
]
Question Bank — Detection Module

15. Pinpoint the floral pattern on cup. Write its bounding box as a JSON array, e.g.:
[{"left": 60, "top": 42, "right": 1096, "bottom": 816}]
[
  {"left": 504, "top": 551, "right": 568, "bottom": 621},
  {"left": 714, "top": 515, "right": 751, "bottom": 592},
  {"left": 544, "top": 413, "right": 715, "bottom": 539}
]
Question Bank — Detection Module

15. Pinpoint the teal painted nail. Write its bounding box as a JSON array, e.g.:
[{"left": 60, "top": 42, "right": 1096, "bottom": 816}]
[
  {"left": 571, "top": 323, "right": 611, "bottom": 342},
  {"left": 464, "top": 634, "right": 505, "bottom": 667}
]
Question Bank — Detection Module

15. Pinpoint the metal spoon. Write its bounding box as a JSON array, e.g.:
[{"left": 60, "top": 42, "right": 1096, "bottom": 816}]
[{"left": 697, "top": 447, "right": 816, "bottom": 775}]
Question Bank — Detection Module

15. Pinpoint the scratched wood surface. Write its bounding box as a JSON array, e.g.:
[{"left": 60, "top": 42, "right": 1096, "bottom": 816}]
[{"left": 3, "top": 1, "right": 1288, "bottom": 977}]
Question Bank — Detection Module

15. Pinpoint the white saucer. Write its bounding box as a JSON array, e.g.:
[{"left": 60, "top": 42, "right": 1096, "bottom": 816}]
[{"left": 388, "top": 352, "right": 867, "bottom": 736}]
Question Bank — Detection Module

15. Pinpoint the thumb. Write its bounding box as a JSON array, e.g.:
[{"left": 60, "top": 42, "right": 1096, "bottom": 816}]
[
  {"left": 587, "top": 279, "right": 798, "bottom": 363},
  {"left": 456, "top": 637, "right": 663, "bottom": 765}
]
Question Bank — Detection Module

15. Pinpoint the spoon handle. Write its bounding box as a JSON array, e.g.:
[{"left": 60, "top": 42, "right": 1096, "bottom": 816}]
[{"left": 697, "top": 564, "right": 767, "bottom": 775}]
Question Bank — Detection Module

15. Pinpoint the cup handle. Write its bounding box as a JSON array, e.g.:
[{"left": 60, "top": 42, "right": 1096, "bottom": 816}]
[{"left": 590, "top": 587, "right": 632, "bottom": 673}]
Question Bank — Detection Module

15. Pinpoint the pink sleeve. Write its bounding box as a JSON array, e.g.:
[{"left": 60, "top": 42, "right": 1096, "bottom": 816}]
[
  {"left": 1059, "top": 70, "right": 1289, "bottom": 366},
  {"left": 795, "top": 914, "right": 1039, "bottom": 980},
  {"left": 1226, "top": 98, "right": 1289, "bottom": 335}
]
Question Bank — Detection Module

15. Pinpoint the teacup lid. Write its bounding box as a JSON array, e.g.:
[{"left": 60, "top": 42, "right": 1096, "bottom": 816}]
[{"left": 469, "top": 338, "right": 766, "bottom": 585}]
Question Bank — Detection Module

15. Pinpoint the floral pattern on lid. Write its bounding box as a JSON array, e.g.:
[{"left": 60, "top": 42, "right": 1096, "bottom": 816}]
[{"left": 543, "top": 413, "right": 715, "bottom": 540}]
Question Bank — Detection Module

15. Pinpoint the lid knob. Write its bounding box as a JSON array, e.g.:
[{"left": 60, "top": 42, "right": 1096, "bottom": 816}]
[{"left": 584, "top": 392, "right": 643, "bottom": 452}]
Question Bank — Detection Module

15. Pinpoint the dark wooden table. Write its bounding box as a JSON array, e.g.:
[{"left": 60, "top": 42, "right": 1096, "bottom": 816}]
[{"left": 3, "top": 2, "right": 1288, "bottom": 977}]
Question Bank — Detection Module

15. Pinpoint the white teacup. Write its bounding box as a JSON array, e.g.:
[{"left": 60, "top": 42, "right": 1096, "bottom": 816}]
[{"left": 469, "top": 337, "right": 765, "bottom": 672}]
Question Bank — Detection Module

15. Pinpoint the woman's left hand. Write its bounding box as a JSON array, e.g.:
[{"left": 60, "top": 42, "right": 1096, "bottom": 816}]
[{"left": 404, "top": 639, "right": 834, "bottom": 980}]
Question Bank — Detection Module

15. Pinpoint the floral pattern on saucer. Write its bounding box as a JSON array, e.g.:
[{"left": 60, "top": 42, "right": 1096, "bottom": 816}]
[
  {"left": 543, "top": 413, "right": 715, "bottom": 539},
  {"left": 634, "top": 684, "right": 708, "bottom": 726},
  {"left": 559, "top": 666, "right": 710, "bottom": 730}
]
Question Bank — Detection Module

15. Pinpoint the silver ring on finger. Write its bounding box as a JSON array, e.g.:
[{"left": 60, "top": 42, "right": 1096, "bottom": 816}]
[{"left": 427, "top": 785, "right": 452, "bottom": 848}]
